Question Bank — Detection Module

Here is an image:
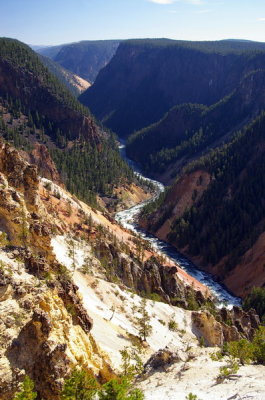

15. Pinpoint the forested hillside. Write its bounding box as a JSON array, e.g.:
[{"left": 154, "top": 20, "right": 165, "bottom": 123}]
[
  {"left": 78, "top": 38, "right": 265, "bottom": 293},
  {"left": 80, "top": 39, "right": 265, "bottom": 137},
  {"left": 141, "top": 112, "right": 265, "bottom": 296},
  {"left": 0, "top": 38, "right": 135, "bottom": 207},
  {"left": 127, "top": 69, "right": 265, "bottom": 179}
]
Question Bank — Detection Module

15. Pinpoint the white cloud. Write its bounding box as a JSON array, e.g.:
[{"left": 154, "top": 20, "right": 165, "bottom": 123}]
[{"left": 257, "top": 17, "right": 265, "bottom": 21}]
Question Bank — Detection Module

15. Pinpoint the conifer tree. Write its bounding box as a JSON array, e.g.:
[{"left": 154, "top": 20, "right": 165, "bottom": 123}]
[{"left": 135, "top": 298, "right": 152, "bottom": 341}]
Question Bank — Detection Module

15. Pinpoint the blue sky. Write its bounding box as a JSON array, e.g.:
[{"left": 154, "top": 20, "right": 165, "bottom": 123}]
[{"left": 1, "top": 0, "right": 265, "bottom": 45}]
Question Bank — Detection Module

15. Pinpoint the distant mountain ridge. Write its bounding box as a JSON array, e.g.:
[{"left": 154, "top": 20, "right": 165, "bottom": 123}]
[
  {"left": 37, "top": 40, "right": 120, "bottom": 82},
  {"left": 39, "top": 54, "right": 90, "bottom": 97},
  {"left": 34, "top": 43, "right": 64, "bottom": 58},
  {"left": 80, "top": 38, "right": 265, "bottom": 137}
]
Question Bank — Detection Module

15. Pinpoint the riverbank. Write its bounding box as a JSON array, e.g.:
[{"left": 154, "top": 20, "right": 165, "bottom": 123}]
[{"left": 116, "top": 142, "right": 241, "bottom": 307}]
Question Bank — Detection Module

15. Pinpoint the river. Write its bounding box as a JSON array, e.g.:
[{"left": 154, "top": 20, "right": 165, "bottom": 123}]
[{"left": 115, "top": 143, "right": 241, "bottom": 308}]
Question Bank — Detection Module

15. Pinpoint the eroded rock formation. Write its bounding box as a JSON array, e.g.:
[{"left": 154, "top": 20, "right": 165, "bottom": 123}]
[
  {"left": 29, "top": 143, "right": 63, "bottom": 186},
  {"left": 191, "top": 307, "right": 260, "bottom": 346},
  {"left": 0, "top": 255, "right": 113, "bottom": 400}
]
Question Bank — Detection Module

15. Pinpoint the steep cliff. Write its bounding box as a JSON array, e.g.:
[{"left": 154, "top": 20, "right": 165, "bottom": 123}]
[
  {"left": 0, "top": 135, "right": 263, "bottom": 400},
  {"left": 0, "top": 141, "right": 115, "bottom": 399},
  {"left": 29, "top": 143, "right": 63, "bottom": 186},
  {"left": 0, "top": 140, "right": 188, "bottom": 398},
  {"left": 80, "top": 39, "right": 265, "bottom": 137}
]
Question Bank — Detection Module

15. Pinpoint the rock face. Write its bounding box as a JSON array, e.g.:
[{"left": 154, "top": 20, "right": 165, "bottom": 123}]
[
  {"left": 0, "top": 142, "right": 39, "bottom": 208},
  {"left": 0, "top": 141, "right": 38, "bottom": 243},
  {"left": 0, "top": 251, "right": 113, "bottom": 400},
  {"left": 192, "top": 311, "right": 227, "bottom": 346},
  {"left": 99, "top": 240, "right": 207, "bottom": 307},
  {"left": 191, "top": 307, "right": 260, "bottom": 346},
  {"left": 0, "top": 141, "right": 112, "bottom": 397},
  {"left": 29, "top": 143, "right": 63, "bottom": 186},
  {"left": 144, "top": 348, "right": 181, "bottom": 374},
  {"left": 7, "top": 308, "right": 69, "bottom": 400},
  {"left": 58, "top": 280, "right": 93, "bottom": 333},
  {"left": 0, "top": 141, "right": 54, "bottom": 259}
]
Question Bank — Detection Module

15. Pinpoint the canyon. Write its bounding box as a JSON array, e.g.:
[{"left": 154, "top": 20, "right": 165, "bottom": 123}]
[{"left": 0, "top": 36, "right": 265, "bottom": 400}]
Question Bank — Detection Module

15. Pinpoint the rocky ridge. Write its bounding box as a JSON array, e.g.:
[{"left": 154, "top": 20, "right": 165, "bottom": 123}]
[
  {"left": 0, "top": 251, "right": 114, "bottom": 400},
  {"left": 0, "top": 141, "right": 264, "bottom": 400}
]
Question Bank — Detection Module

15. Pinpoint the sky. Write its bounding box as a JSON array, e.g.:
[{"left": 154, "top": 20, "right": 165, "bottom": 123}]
[{"left": 1, "top": 0, "right": 265, "bottom": 46}]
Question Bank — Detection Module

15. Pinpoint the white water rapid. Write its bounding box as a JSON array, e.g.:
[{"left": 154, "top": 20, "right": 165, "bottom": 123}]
[{"left": 115, "top": 143, "right": 241, "bottom": 308}]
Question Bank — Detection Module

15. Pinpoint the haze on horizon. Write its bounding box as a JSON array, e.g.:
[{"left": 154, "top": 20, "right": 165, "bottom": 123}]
[{"left": 0, "top": 0, "right": 265, "bottom": 46}]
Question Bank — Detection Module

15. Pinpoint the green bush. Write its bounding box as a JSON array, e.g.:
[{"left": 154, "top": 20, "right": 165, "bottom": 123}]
[
  {"left": 185, "top": 394, "right": 198, "bottom": 400},
  {"left": 216, "top": 357, "right": 239, "bottom": 383},
  {"left": 61, "top": 368, "right": 145, "bottom": 400},
  {"left": 168, "top": 319, "right": 178, "bottom": 331},
  {"left": 215, "top": 327, "right": 265, "bottom": 366},
  {"left": 149, "top": 292, "right": 162, "bottom": 302},
  {"left": 99, "top": 378, "right": 144, "bottom": 400},
  {"left": 120, "top": 346, "right": 143, "bottom": 380},
  {"left": 135, "top": 298, "right": 152, "bottom": 341},
  {"left": 186, "top": 289, "right": 200, "bottom": 311},
  {"left": 13, "top": 376, "right": 37, "bottom": 400},
  {"left": 253, "top": 326, "right": 265, "bottom": 364},
  {"left": 210, "top": 350, "right": 223, "bottom": 361},
  {"left": 61, "top": 369, "right": 99, "bottom": 400},
  {"left": 227, "top": 339, "right": 254, "bottom": 365}
]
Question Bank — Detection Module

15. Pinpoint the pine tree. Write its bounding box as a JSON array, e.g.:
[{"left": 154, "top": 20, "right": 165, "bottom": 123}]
[
  {"left": 135, "top": 298, "right": 152, "bottom": 341},
  {"left": 120, "top": 346, "right": 143, "bottom": 380}
]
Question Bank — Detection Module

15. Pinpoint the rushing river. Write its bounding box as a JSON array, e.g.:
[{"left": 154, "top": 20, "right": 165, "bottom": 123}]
[{"left": 115, "top": 143, "right": 241, "bottom": 308}]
